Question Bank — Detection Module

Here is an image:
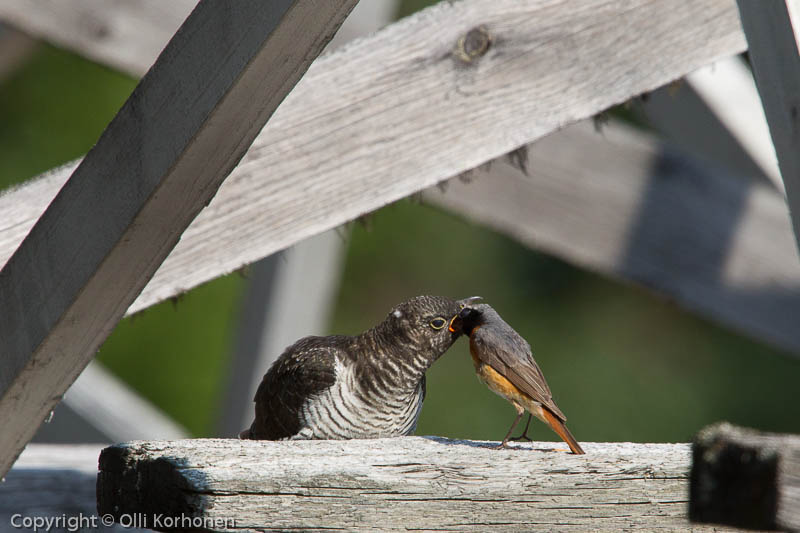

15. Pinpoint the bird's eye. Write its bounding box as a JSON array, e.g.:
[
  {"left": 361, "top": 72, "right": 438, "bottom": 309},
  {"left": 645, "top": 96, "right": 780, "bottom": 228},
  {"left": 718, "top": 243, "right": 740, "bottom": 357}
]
[{"left": 430, "top": 317, "right": 447, "bottom": 329}]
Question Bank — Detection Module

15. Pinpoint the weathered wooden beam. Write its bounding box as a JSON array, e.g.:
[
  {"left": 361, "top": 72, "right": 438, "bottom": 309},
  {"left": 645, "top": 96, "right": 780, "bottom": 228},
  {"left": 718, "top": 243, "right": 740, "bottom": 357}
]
[
  {"left": 426, "top": 120, "right": 800, "bottom": 354},
  {"left": 0, "top": 0, "right": 358, "bottom": 477},
  {"left": 0, "top": 0, "right": 195, "bottom": 77},
  {"left": 641, "top": 55, "right": 783, "bottom": 193},
  {"left": 0, "top": 445, "right": 137, "bottom": 532},
  {"left": 690, "top": 423, "right": 800, "bottom": 532},
  {"left": 736, "top": 0, "right": 800, "bottom": 253},
  {"left": 64, "top": 361, "right": 189, "bottom": 441},
  {"left": 0, "top": 0, "right": 746, "bottom": 317},
  {"left": 34, "top": 361, "right": 188, "bottom": 444},
  {"left": 217, "top": 0, "right": 392, "bottom": 439},
  {"left": 97, "top": 438, "right": 740, "bottom": 532},
  {"left": 686, "top": 55, "right": 785, "bottom": 194}
]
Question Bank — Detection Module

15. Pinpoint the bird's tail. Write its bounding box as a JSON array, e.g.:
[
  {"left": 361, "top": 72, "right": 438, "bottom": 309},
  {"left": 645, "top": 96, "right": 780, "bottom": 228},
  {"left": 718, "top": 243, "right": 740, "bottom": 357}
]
[{"left": 541, "top": 408, "right": 585, "bottom": 454}]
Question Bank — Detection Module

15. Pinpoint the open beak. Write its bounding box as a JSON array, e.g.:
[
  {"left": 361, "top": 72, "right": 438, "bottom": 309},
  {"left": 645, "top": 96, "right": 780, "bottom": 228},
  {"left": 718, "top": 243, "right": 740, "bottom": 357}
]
[
  {"left": 449, "top": 297, "right": 483, "bottom": 332},
  {"left": 448, "top": 314, "right": 461, "bottom": 333}
]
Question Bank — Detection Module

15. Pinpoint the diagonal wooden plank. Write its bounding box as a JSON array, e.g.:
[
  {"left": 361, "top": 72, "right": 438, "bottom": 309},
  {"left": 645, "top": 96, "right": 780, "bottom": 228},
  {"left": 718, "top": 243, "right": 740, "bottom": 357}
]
[
  {"left": 218, "top": 0, "right": 393, "bottom": 438},
  {"left": 0, "top": 0, "right": 358, "bottom": 477},
  {"left": 61, "top": 362, "right": 189, "bottom": 442},
  {"left": 0, "top": 0, "right": 748, "bottom": 320},
  {"left": 735, "top": 0, "right": 800, "bottom": 254},
  {"left": 640, "top": 59, "right": 775, "bottom": 191},
  {"left": 643, "top": 54, "right": 786, "bottom": 194},
  {"left": 0, "top": 0, "right": 196, "bottom": 77},
  {"left": 686, "top": 56, "right": 785, "bottom": 194},
  {"left": 426, "top": 120, "right": 800, "bottom": 354},
  {"left": 134, "top": 0, "right": 744, "bottom": 316},
  {"left": 33, "top": 360, "right": 189, "bottom": 443}
]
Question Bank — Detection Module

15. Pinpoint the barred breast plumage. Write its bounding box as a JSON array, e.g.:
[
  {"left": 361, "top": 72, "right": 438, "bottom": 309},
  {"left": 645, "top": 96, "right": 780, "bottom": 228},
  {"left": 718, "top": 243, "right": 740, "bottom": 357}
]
[
  {"left": 241, "top": 295, "right": 471, "bottom": 440},
  {"left": 296, "top": 357, "right": 425, "bottom": 439}
]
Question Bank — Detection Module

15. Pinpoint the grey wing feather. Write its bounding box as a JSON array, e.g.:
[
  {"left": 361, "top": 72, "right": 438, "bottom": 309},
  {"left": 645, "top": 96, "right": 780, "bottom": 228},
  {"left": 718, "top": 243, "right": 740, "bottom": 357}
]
[
  {"left": 473, "top": 325, "right": 567, "bottom": 421},
  {"left": 249, "top": 336, "right": 341, "bottom": 439}
]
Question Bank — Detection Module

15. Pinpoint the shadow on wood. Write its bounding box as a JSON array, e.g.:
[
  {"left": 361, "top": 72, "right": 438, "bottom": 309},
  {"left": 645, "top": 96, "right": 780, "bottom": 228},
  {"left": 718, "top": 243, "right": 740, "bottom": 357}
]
[
  {"left": 0, "top": 0, "right": 358, "bottom": 477},
  {"left": 0, "top": 0, "right": 747, "bottom": 321},
  {"left": 690, "top": 422, "right": 800, "bottom": 532},
  {"left": 426, "top": 120, "right": 800, "bottom": 355},
  {"left": 98, "top": 437, "right": 745, "bottom": 531},
  {"left": 1, "top": 444, "right": 144, "bottom": 532},
  {"left": 736, "top": 0, "right": 800, "bottom": 255}
]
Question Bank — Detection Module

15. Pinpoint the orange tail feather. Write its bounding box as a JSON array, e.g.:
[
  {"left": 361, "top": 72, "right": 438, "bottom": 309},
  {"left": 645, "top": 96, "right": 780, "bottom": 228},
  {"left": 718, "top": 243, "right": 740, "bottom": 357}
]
[{"left": 541, "top": 408, "right": 585, "bottom": 454}]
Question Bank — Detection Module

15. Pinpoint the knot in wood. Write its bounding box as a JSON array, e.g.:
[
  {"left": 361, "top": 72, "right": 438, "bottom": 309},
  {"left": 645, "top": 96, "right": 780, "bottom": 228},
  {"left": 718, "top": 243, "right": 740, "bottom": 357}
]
[{"left": 454, "top": 26, "right": 491, "bottom": 64}]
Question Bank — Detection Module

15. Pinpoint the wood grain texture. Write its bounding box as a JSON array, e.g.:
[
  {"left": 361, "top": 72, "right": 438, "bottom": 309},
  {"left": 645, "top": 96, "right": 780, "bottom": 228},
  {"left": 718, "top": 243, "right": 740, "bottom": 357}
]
[
  {"left": 426, "top": 120, "right": 800, "bottom": 354},
  {"left": 97, "top": 437, "right": 746, "bottom": 532},
  {"left": 218, "top": 0, "right": 391, "bottom": 439},
  {"left": 736, "top": 0, "right": 800, "bottom": 253},
  {"left": 0, "top": 0, "right": 195, "bottom": 77},
  {"left": 690, "top": 423, "right": 800, "bottom": 531},
  {"left": 0, "top": 0, "right": 747, "bottom": 319},
  {"left": 0, "top": 0, "right": 358, "bottom": 477},
  {"left": 129, "top": 0, "right": 747, "bottom": 315}
]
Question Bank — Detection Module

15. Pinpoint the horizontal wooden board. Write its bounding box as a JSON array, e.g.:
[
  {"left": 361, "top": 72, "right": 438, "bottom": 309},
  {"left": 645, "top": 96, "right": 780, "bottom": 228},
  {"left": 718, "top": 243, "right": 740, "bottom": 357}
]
[
  {"left": 0, "top": 0, "right": 194, "bottom": 76},
  {"left": 0, "top": 0, "right": 747, "bottom": 319},
  {"left": 98, "top": 437, "right": 742, "bottom": 532}
]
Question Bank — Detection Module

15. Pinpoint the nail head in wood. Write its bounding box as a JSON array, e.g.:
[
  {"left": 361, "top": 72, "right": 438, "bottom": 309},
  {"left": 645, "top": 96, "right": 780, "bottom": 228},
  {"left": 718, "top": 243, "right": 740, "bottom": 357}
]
[{"left": 454, "top": 25, "right": 491, "bottom": 64}]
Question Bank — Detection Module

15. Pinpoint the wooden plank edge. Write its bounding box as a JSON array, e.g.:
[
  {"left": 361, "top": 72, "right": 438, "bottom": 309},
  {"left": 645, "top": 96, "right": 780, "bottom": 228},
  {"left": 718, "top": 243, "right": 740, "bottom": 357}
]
[
  {"left": 690, "top": 422, "right": 800, "bottom": 531},
  {"left": 0, "top": 0, "right": 359, "bottom": 477}
]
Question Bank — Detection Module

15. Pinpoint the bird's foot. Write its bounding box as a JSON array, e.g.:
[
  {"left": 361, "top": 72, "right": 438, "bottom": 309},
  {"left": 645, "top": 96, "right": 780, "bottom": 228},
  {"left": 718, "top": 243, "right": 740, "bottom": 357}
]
[{"left": 508, "top": 432, "right": 532, "bottom": 442}]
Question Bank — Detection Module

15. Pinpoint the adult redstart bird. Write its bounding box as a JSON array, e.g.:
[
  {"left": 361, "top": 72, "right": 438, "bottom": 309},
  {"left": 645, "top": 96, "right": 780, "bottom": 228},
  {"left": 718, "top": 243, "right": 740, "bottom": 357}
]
[
  {"left": 452, "top": 303, "right": 585, "bottom": 454},
  {"left": 241, "top": 295, "right": 472, "bottom": 440}
]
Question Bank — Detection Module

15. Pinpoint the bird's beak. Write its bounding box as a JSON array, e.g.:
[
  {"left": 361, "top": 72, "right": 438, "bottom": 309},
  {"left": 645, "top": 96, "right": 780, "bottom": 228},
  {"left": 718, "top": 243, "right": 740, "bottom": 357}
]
[
  {"left": 449, "top": 298, "right": 483, "bottom": 333},
  {"left": 448, "top": 314, "right": 461, "bottom": 333}
]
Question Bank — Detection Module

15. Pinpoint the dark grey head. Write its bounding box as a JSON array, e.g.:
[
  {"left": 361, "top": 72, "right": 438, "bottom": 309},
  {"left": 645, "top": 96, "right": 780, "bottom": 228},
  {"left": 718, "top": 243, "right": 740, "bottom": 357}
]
[
  {"left": 452, "top": 301, "right": 495, "bottom": 336},
  {"left": 373, "top": 295, "right": 479, "bottom": 359}
]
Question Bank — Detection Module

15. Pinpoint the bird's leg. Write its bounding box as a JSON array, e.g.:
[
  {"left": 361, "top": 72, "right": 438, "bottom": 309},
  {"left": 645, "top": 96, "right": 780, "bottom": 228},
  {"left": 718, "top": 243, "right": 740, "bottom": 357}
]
[
  {"left": 497, "top": 403, "right": 526, "bottom": 449},
  {"left": 509, "top": 413, "right": 533, "bottom": 442}
]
